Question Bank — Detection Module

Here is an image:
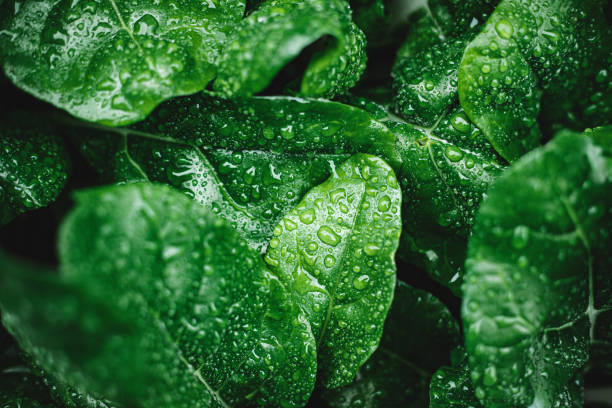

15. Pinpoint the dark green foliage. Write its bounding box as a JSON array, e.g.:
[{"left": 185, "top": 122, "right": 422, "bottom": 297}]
[
  {"left": 325, "top": 281, "right": 461, "bottom": 407},
  {"left": 0, "top": 113, "right": 69, "bottom": 225},
  {"left": 0, "top": 1, "right": 610, "bottom": 408},
  {"left": 463, "top": 127, "right": 612, "bottom": 407}
]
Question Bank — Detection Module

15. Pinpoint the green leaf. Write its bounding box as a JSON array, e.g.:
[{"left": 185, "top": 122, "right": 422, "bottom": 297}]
[
  {"left": 458, "top": 0, "right": 609, "bottom": 161},
  {"left": 348, "top": 0, "right": 390, "bottom": 47},
  {"left": 325, "top": 281, "right": 461, "bottom": 408},
  {"left": 0, "top": 345, "right": 61, "bottom": 408},
  {"left": 429, "top": 349, "right": 483, "bottom": 408},
  {"left": 0, "top": 0, "right": 245, "bottom": 125},
  {"left": 264, "top": 153, "right": 402, "bottom": 388},
  {"left": 395, "top": 0, "right": 499, "bottom": 60},
  {"left": 392, "top": 0, "right": 500, "bottom": 125},
  {"left": 1, "top": 183, "right": 317, "bottom": 408},
  {"left": 430, "top": 348, "right": 585, "bottom": 408},
  {"left": 0, "top": 112, "right": 69, "bottom": 225},
  {"left": 463, "top": 127, "right": 612, "bottom": 407},
  {"left": 214, "top": 0, "right": 366, "bottom": 98},
  {"left": 73, "top": 94, "right": 399, "bottom": 252},
  {"left": 393, "top": 35, "right": 469, "bottom": 127},
  {"left": 390, "top": 107, "right": 504, "bottom": 294}
]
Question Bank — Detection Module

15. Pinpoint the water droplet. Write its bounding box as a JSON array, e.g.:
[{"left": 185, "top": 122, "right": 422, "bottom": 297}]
[
  {"left": 299, "top": 208, "right": 316, "bottom": 225},
  {"left": 133, "top": 14, "right": 159, "bottom": 36},
  {"left": 483, "top": 366, "right": 497, "bottom": 386},
  {"left": 378, "top": 195, "right": 391, "bottom": 212},
  {"left": 511, "top": 225, "right": 529, "bottom": 249},
  {"left": 495, "top": 19, "right": 514, "bottom": 39},
  {"left": 450, "top": 112, "right": 471, "bottom": 133},
  {"left": 317, "top": 225, "right": 340, "bottom": 246},
  {"left": 444, "top": 146, "right": 464, "bottom": 162},
  {"left": 324, "top": 255, "right": 336, "bottom": 267},
  {"left": 363, "top": 243, "right": 380, "bottom": 256},
  {"left": 353, "top": 275, "right": 370, "bottom": 290}
]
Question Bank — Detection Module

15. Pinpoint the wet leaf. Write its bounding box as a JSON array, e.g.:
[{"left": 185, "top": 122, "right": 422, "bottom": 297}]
[
  {"left": 325, "top": 281, "right": 461, "bottom": 407},
  {"left": 264, "top": 153, "right": 402, "bottom": 388},
  {"left": 458, "top": 0, "right": 610, "bottom": 161},
  {"left": 0, "top": 0, "right": 245, "bottom": 125},
  {"left": 0, "top": 183, "right": 317, "bottom": 408},
  {"left": 214, "top": 0, "right": 366, "bottom": 98},
  {"left": 389, "top": 107, "right": 504, "bottom": 294},
  {"left": 463, "top": 127, "right": 612, "bottom": 407},
  {"left": 0, "top": 113, "right": 69, "bottom": 225},
  {"left": 73, "top": 94, "right": 398, "bottom": 252}
]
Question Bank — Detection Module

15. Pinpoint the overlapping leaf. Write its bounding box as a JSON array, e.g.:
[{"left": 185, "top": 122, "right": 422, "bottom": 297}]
[
  {"left": 463, "top": 127, "right": 612, "bottom": 407},
  {"left": 458, "top": 0, "right": 611, "bottom": 160},
  {"left": 265, "top": 154, "right": 402, "bottom": 387},
  {"left": 389, "top": 105, "right": 503, "bottom": 294},
  {"left": 0, "top": 0, "right": 245, "bottom": 125},
  {"left": 73, "top": 94, "right": 398, "bottom": 252},
  {"left": 214, "top": 0, "right": 366, "bottom": 98},
  {"left": 325, "top": 281, "right": 460, "bottom": 407},
  {"left": 0, "top": 113, "right": 69, "bottom": 225},
  {"left": 1, "top": 183, "right": 317, "bottom": 408}
]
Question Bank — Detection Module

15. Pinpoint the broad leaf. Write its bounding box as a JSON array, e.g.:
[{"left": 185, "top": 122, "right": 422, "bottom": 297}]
[
  {"left": 430, "top": 348, "right": 585, "bottom": 408},
  {"left": 1, "top": 113, "right": 69, "bottom": 225},
  {"left": 0, "top": 0, "right": 244, "bottom": 125},
  {"left": 389, "top": 107, "right": 504, "bottom": 294},
  {"left": 458, "top": 0, "right": 610, "bottom": 161},
  {"left": 463, "top": 127, "right": 612, "bottom": 407},
  {"left": 265, "top": 153, "right": 402, "bottom": 388},
  {"left": 74, "top": 94, "right": 398, "bottom": 252},
  {"left": 214, "top": 0, "right": 366, "bottom": 98},
  {"left": 325, "top": 281, "right": 461, "bottom": 407},
  {"left": 1, "top": 183, "right": 317, "bottom": 408}
]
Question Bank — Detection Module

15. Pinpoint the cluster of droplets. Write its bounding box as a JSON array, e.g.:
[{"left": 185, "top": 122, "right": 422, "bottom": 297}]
[
  {"left": 262, "top": 154, "right": 401, "bottom": 388},
  {"left": 0, "top": 119, "right": 69, "bottom": 224},
  {"left": 214, "top": 0, "right": 366, "bottom": 98}
]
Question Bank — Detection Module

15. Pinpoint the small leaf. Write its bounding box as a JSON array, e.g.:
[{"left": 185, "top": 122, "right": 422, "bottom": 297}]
[
  {"left": 265, "top": 154, "right": 402, "bottom": 388},
  {"left": 214, "top": 0, "right": 366, "bottom": 98},
  {"left": 429, "top": 349, "right": 483, "bottom": 408},
  {"left": 463, "top": 127, "right": 612, "bottom": 407},
  {"left": 325, "top": 281, "right": 461, "bottom": 408},
  {"left": 430, "top": 349, "right": 585, "bottom": 408},
  {"left": 0, "top": 113, "right": 69, "bottom": 225}
]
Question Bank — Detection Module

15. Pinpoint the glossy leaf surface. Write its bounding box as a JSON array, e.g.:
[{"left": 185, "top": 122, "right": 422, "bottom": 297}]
[
  {"left": 75, "top": 94, "right": 398, "bottom": 252},
  {"left": 458, "top": 0, "right": 610, "bottom": 161},
  {"left": 214, "top": 0, "right": 366, "bottom": 98},
  {"left": 430, "top": 348, "right": 585, "bottom": 408},
  {"left": 392, "top": 0, "right": 500, "bottom": 126},
  {"left": 0, "top": 344, "right": 61, "bottom": 408},
  {"left": 0, "top": 0, "right": 244, "bottom": 125},
  {"left": 1, "top": 183, "right": 317, "bottom": 408},
  {"left": 389, "top": 107, "right": 504, "bottom": 294},
  {"left": 463, "top": 128, "right": 612, "bottom": 407},
  {"left": 0, "top": 113, "right": 69, "bottom": 225},
  {"left": 265, "top": 154, "right": 402, "bottom": 388},
  {"left": 325, "top": 281, "right": 460, "bottom": 408},
  {"left": 429, "top": 349, "right": 483, "bottom": 408}
]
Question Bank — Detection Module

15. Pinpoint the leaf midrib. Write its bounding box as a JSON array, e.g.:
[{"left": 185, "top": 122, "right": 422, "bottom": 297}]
[
  {"left": 135, "top": 191, "right": 232, "bottom": 408},
  {"left": 316, "top": 178, "right": 367, "bottom": 349},
  {"left": 107, "top": 0, "right": 143, "bottom": 53}
]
